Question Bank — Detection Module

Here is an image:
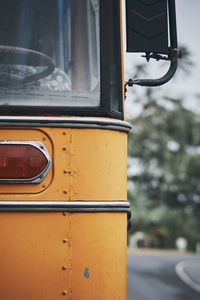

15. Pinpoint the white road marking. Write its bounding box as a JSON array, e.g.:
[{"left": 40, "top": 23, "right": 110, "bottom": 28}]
[{"left": 175, "top": 260, "right": 200, "bottom": 294}]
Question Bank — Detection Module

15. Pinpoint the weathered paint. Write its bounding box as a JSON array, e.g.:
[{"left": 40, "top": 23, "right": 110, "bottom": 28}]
[
  {"left": 0, "top": 128, "right": 127, "bottom": 201},
  {"left": 70, "top": 213, "right": 127, "bottom": 300},
  {"left": 0, "top": 212, "right": 127, "bottom": 299},
  {"left": 0, "top": 212, "right": 70, "bottom": 299},
  {"left": 0, "top": 126, "right": 128, "bottom": 299}
]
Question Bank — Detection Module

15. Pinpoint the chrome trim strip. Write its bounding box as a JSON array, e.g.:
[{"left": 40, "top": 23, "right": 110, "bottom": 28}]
[
  {"left": 0, "top": 201, "right": 130, "bottom": 212},
  {"left": 0, "top": 141, "right": 51, "bottom": 183},
  {"left": 0, "top": 117, "right": 131, "bottom": 133}
]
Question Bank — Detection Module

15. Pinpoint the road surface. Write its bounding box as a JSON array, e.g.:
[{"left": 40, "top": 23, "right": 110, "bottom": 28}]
[{"left": 127, "top": 251, "right": 200, "bottom": 300}]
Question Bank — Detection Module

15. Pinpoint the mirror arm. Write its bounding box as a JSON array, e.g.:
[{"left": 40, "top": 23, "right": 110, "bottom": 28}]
[{"left": 126, "top": 53, "right": 178, "bottom": 88}]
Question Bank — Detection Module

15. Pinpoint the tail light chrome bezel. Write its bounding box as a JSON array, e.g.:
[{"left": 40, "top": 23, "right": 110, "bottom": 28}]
[{"left": 0, "top": 140, "right": 52, "bottom": 183}]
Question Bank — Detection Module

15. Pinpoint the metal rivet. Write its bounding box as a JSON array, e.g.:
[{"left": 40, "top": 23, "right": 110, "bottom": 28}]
[
  {"left": 63, "top": 190, "right": 68, "bottom": 194},
  {"left": 42, "top": 184, "right": 46, "bottom": 188},
  {"left": 63, "top": 239, "right": 68, "bottom": 243},
  {"left": 62, "top": 266, "right": 67, "bottom": 270},
  {"left": 63, "top": 170, "right": 67, "bottom": 174},
  {"left": 62, "top": 147, "right": 66, "bottom": 151},
  {"left": 42, "top": 137, "right": 47, "bottom": 141},
  {"left": 63, "top": 212, "right": 67, "bottom": 216},
  {"left": 62, "top": 291, "right": 67, "bottom": 296},
  {"left": 63, "top": 132, "right": 66, "bottom": 136}
]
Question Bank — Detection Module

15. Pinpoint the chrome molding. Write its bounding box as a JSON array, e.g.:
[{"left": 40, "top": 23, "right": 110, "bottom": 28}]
[
  {"left": 0, "top": 141, "right": 51, "bottom": 183},
  {"left": 0, "top": 117, "right": 132, "bottom": 133},
  {"left": 0, "top": 201, "right": 130, "bottom": 212}
]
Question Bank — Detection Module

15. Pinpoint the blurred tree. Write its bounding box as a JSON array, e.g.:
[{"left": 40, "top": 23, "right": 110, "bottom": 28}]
[{"left": 127, "top": 52, "right": 200, "bottom": 251}]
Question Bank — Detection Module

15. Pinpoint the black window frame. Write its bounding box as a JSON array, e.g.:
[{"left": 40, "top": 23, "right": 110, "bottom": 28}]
[{"left": 0, "top": 0, "right": 123, "bottom": 120}]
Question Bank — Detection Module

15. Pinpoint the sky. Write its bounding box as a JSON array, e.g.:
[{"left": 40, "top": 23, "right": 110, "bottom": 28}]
[{"left": 123, "top": 0, "right": 200, "bottom": 116}]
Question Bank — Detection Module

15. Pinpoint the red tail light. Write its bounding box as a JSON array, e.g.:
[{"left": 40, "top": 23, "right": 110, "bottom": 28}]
[{"left": 0, "top": 141, "right": 51, "bottom": 183}]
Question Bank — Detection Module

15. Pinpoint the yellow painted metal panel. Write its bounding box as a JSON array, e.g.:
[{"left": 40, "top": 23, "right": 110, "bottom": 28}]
[
  {"left": 0, "top": 212, "right": 70, "bottom": 300},
  {"left": 0, "top": 212, "right": 127, "bottom": 299},
  {"left": 70, "top": 213, "right": 127, "bottom": 300},
  {"left": 0, "top": 128, "right": 72, "bottom": 201},
  {"left": 0, "top": 126, "right": 128, "bottom": 298},
  {"left": 71, "top": 129, "right": 127, "bottom": 201},
  {"left": 0, "top": 128, "right": 127, "bottom": 202}
]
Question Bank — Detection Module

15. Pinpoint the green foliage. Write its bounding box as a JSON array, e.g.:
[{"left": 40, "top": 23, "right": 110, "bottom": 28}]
[{"left": 127, "top": 69, "right": 200, "bottom": 251}]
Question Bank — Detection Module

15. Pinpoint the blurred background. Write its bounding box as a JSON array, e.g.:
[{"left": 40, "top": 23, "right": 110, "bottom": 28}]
[{"left": 123, "top": 0, "right": 200, "bottom": 253}]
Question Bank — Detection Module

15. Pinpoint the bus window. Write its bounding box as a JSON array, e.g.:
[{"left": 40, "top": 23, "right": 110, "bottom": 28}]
[{"left": 0, "top": 0, "right": 100, "bottom": 107}]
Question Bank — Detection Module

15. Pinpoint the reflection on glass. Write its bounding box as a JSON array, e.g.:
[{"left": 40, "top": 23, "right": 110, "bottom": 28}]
[{"left": 0, "top": 0, "right": 100, "bottom": 107}]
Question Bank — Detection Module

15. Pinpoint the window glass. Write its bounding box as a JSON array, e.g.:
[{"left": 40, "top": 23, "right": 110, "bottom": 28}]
[{"left": 0, "top": 0, "right": 100, "bottom": 107}]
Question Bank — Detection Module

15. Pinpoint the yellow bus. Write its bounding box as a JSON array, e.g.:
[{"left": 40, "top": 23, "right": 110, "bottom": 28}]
[{"left": 0, "top": 0, "right": 178, "bottom": 299}]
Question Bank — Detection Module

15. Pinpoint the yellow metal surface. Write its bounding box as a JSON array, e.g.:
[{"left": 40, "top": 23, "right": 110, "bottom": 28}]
[
  {"left": 0, "top": 212, "right": 70, "bottom": 300},
  {"left": 0, "top": 212, "right": 127, "bottom": 300},
  {"left": 0, "top": 128, "right": 127, "bottom": 201},
  {"left": 70, "top": 212, "right": 127, "bottom": 300},
  {"left": 72, "top": 129, "right": 127, "bottom": 200},
  {"left": 0, "top": 121, "right": 128, "bottom": 299}
]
